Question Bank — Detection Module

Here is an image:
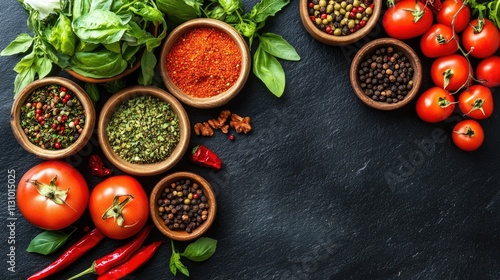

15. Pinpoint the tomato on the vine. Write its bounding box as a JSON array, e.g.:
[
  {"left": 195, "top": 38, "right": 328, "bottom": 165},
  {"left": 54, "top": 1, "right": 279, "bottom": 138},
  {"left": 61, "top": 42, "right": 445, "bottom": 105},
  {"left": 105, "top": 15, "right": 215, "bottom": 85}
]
[
  {"left": 476, "top": 56, "right": 500, "bottom": 88},
  {"left": 458, "top": 85, "right": 494, "bottom": 119},
  {"left": 436, "top": 0, "right": 471, "bottom": 33},
  {"left": 17, "top": 161, "right": 89, "bottom": 230},
  {"left": 89, "top": 175, "right": 148, "bottom": 240},
  {"left": 382, "top": 0, "right": 433, "bottom": 39},
  {"left": 431, "top": 54, "right": 471, "bottom": 92},
  {"left": 462, "top": 18, "right": 500, "bottom": 59},
  {"left": 420, "top": 23, "right": 458, "bottom": 58},
  {"left": 452, "top": 119, "right": 484, "bottom": 151},
  {"left": 416, "top": 87, "right": 456, "bottom": 123}
]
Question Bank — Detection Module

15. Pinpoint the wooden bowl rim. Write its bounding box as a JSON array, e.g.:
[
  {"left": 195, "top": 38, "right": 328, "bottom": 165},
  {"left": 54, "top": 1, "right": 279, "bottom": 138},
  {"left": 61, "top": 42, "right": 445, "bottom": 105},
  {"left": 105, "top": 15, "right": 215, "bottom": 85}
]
[
  {"left": 160, "top": 18, "right": 251, "bottom": 109},
  {"left": 349, "top": 38, "right": 422, "bottom": 110},
  {"left": 149, "top": 171, "right": 217, "bottom": 241},
  {"left": 10, "top": 77, "right": 96, "bottom": 159},
  {"left": 97, "top": 86, "right": 190, "bottom": 176},
  {"left": 299, "top": 0, "right": 382, "bottom": 46}
]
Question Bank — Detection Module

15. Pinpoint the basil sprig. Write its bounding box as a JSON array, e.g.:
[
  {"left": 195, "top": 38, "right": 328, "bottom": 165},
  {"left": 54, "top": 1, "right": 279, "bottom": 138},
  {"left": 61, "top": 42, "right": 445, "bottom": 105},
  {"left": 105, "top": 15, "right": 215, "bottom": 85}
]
[
  {"left": 26, "top": 227, "right": 77, "bottom": 255},
  {"left": 157, "top": 0, "right": 300, "bottom": 97},
  {"left": 170, "top": 237, "right": 218, "bottom": 277}
]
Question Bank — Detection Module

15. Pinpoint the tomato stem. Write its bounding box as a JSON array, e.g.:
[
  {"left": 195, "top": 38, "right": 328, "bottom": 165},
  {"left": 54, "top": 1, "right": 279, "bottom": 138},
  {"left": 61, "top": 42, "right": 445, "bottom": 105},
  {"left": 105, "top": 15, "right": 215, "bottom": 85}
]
[
  {"left": 453, "top": 126, "right": 475, "bottom": 137},
  {"left": 27, "top": 176, "right": 77, "bottom": 212},
  {"left": 101, "top": 194, "right": 138, "bottom": 228},
  {"left": 464, "top": 98, "right": 486, "bottom": 116}
]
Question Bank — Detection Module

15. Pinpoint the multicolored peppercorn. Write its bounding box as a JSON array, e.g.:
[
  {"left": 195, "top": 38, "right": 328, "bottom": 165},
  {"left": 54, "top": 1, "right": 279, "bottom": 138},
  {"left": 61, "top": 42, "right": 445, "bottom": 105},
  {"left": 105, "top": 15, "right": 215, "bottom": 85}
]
[
  {"left": 20, "top": 84, "right": 85, "bottom": 150},
  {"left": 308, "top": 0, "right": 374, "bottom": 35}
]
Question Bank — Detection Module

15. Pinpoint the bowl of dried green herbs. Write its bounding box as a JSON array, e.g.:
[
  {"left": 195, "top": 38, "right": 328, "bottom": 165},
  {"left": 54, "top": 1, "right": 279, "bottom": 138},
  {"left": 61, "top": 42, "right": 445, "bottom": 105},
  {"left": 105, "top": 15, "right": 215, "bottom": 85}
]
[
  {"left": 97, "top": 86, "right": 191, "bottom": 176},
  {"left": 10, "top": 77, "right": 96, "bottom": 159}
]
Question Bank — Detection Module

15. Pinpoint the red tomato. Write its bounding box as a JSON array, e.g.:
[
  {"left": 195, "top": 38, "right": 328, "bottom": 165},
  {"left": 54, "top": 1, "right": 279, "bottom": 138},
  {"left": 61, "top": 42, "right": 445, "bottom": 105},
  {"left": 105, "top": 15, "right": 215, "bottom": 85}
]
[
  {"left": 431, "top": 54, "right": 471, "bottom": 92},
  {"left": 458, "top": 85, "right": 494, "bottom": 119},
  {"left": 452, "top": 119, "right": 484, "bottom": 151},
  {"left": 420, "top": 23, "right": 458, "bottom": 58},
  {"left": 382, "top": 0, "right": 433, "bottom": 39},
  {"left": 17, "top": 161, "right": 89, "bottom": 230},
  {"left": 476, "top": 56, "right": 500, "bottom": 88},
  {"left": 436, "top": 0, "right": 471, "bottom": 33},
  {"left": 89, "top": 175, "right": 148, "bottom": 239},
  {"left": 462, "top": 18, "right": 500, "bottom": 58},
  {"left": 416, "top": 87, "right": 456, "bottom": 123}
]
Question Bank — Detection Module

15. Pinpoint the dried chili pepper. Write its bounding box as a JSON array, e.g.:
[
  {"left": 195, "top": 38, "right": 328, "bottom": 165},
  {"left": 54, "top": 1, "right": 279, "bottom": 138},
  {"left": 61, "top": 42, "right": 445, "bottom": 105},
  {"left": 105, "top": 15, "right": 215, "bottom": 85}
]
[
  {"left": 97, "top": 241, "right": 164, "bottom": 280},
  {"left": 28, "top": 228, "right": 105, "bottom": 280},
  {"left": 190, "top": 144, "right": 222, "bottom": 170},
  {"left": 89, "top": 154, "right": 113, "bottom": 177},
  {"left": 67, "top": 225, "right": 153, "bottom": 279}
]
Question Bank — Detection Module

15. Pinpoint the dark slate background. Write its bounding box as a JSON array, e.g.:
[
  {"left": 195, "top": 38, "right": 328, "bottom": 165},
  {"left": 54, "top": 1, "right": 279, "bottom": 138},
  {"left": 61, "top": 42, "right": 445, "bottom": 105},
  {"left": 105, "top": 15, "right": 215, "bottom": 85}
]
[{"left": 2, "top": 1, "right": 500, "bottom": 279}]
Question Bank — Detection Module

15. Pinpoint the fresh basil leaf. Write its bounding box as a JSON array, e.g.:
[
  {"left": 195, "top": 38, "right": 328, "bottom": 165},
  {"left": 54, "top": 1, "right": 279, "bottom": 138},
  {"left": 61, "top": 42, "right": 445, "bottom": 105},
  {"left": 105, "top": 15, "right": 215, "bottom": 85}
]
[
  {"left": 122, "top": 43, "right": 141, "bottom": 64},
  {"left": 85, "top": 83, "right": 100, "bottom": 103},
  {"left": 47, "top": 13, "right": 76, "bottom": 56},
  {"left": 249, "top": 0, "right": 290, "bottom": 23},
  {"left": 73, "top": 10, "right": 128, "bottom": 44},
  {"left": 104, "top": 42, "right": 121, "bottom": 53},
  {"left": 219, "top": 0, "right": 241, "bottom": 14},
  {"left": 73, "top": 0, "right": 91, "bottom": 19},
  {"left": 138, "top": 50, "right": 157, "bottom": 85},
  {"left": 26, "top": 229, "right": 75, "bottom": 255},
  {"left": 258, "top": 33, "right": 300, "bottom": 61},
  {"left": 35, "top": 55, "right": 53, "bottom": 78},
  {"left": 236, "top": 20, "right": 257, "bottom": 38},
  {"left": 90, "top": 0, "right": 114, "bottom": 11},
  {"left": 170, "top": 251, "right": 178, "bottom": 276},
  {"left": 180, "top": 237, "right": 217, "bottom": 262},
  {"left": 253, "top": 44, "right": 286, "bottom": 97},
  {"left": 1, "top": 34, "right": 34, "bottom": 56},
  {"left": 70, "top": 49, "right": 128, "bottom": 78},
  {"left": 13, "top": 51, "right": 35, "bottom": 73},
  {"left": 175, "top": 255, "right": 190, "bottom": 277},
  {"left": 156, "top": 0, "right": 203, "bottom": 24},
  {"left": 205, "top": 5, "right": 227, "bottom": 21},
  {"left": 129, "top": 3, "right": 164, "bottom": 22},
  {"left": 14, "top": 66, "right": 36, "bottom": 98}
]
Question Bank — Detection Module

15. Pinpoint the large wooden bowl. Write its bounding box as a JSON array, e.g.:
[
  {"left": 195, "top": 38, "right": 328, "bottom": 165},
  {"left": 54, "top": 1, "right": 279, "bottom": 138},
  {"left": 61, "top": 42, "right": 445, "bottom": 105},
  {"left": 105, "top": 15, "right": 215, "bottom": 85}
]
[
  {"left": 150, "top": 172, "right": 217, "bottom": 241},
  {"left": 97, "top": 86, "right": 190, "bottom": 176},
  {"left": 10, "top": 77, "right": 95, "bottom": 159}
]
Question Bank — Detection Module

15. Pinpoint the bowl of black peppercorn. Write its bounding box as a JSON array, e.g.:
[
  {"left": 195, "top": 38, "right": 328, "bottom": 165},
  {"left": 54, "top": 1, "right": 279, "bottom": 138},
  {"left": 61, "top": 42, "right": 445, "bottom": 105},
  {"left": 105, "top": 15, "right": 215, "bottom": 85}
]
[
  {"left": 150, "top": 172, "right": 217, "bottom": 241},
  {"left": 349, "top": 38, "right": 422, "bottom": 110}
]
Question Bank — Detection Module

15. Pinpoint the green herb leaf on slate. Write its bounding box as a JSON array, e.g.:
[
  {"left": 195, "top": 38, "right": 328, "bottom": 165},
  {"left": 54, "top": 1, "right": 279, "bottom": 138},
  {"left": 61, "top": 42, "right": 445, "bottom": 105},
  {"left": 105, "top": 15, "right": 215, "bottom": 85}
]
[
  {"left": 249, "top": 0, "right": 290, "bottom": 23},
  {"left": 1, "top": 34, "right": 34, "bottom": 56},
  {"left": 180, "top": 237, "right": 218, "bottom": 262},
  {"left": 253, "top": 44, "right": 286, "bottom": 97},
  {"left": 258, "top": 33, "right": 300, "bottom": 61},
  {"left": 26, "top": 228, "right": 77, "bottom": 255}
]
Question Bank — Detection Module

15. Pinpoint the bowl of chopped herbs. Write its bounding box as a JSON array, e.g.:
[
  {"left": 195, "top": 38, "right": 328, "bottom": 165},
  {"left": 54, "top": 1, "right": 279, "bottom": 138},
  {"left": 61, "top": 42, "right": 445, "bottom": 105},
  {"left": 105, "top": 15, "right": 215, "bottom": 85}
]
[
  {"left": 97, "top": 86, "right": 190, "bottom": 176},
  {"left": 10, "top": 77, "right": 96, "bottom": 159}
]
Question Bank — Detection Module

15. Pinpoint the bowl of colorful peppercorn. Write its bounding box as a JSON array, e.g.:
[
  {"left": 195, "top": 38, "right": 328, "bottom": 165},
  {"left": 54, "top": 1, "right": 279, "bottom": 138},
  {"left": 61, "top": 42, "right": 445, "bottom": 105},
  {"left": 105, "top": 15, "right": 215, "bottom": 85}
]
[
  {"left": 10, "top": 77, "right": 96, "bottom": 159},
  {"left": 300, "top": 0, "right": 381, "bottom": 46},
  {"left": 160, "top": 18, "right": 251, "bottom": 109},
  {"left": 349, "top": 38, "right": 422, "bottom": 110},
  {"left": 150, "top": 171, "right": 217, "bottom": 241},
  {"left": 97, "top": 86, "right": 190, "bottom": 176}
]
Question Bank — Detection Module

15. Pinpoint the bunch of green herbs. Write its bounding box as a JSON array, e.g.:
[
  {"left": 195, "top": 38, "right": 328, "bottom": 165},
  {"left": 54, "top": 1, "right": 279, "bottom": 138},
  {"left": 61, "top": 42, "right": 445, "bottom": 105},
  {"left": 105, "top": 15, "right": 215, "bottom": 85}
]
[
  {"left": 2, "top": 0, "right": 167, "bottom": 98},
  {"left": 470, "top": 0, "right": 500, "bottom": 28},
  {"left": 169, "top": 237, "right": 217, "bottom": 277},
  {"left": 156, "top": 0, "right": 300, "bottom": 97}
]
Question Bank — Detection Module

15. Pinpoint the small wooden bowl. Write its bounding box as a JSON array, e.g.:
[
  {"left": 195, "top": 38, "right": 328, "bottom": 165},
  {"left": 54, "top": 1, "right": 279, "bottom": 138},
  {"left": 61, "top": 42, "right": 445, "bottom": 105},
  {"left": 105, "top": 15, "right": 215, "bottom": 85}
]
[
  {"left": 349, "top": 38, "right": 422, "bottom": 110},
  {"left": 299, "top": 0, "right": 382, "bottom": 46},
  {"left": 150, "top": 172, "right": 217, "bottom": 241},
  {"left": 160, "top": 18, "right": 251, "bottom": 109},
  {"left": 10, "top": 77, "right": 95, "bottom": 159},
  {"left": 97, "top": 86, "right": 190, "bottom": 176}
]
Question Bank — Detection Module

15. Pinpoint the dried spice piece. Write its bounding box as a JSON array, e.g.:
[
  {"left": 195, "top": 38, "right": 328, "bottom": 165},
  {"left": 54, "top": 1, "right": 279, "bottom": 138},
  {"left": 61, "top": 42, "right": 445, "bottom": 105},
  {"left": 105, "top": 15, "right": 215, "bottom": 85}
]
[
  {"left": 230, "top": 113, "right": 252, "bottom": 134},
  {"left": 20, "top": 84, "right": 86, "bottom": 150},
  {"left": 194, "top": 110, "right": 251, "bottom": 136},
  {"left": 190, "top": 144, "right": 222, "bottom": 170},
  {"left": 165, "top": 27, "right": 242, "bottom": 98},
  {"left": 89, "top": 154, "right": 113, "bottom": 177},
  {"left": 193, "top": 122, "right": 214, "bottom": 137},
  {"left": 207, "top": 110, "right": 231, "bottom": 133},
  {"left": 106, "top": 95, "right": 180, "bottom": 164}
]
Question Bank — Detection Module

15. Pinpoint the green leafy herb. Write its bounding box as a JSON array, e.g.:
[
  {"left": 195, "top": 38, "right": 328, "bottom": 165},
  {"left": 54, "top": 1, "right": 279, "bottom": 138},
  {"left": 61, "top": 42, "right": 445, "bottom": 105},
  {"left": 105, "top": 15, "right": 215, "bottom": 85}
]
[
  {"left": 253, "top": 45, "right": 286, "bottom": 97},
  {"left": 0, "top": 34, "right": 34, "bottom": 56},
  {"left": 169, "top": 238, "right": 218, "bottom": 276},
  {"left": 258, "top": 33, "right": 300, "bottom": 61},
  {"left": 72, "top": 10, "right": 129, "bottom": 45},
  {"left": 249, "top": 0, "right": 289, "bottom": 23},
  {"left": 26, "top": 228, "right": 77, "bottom": 255},
  {"left": 470, "top": 0, "right": 500, "bottom": 28},
  {"left": 85, "top": 83, "right": 100, "bottom": 103},
  {"left": 156, "top": 0, "right": 203, "bottom": 25}
]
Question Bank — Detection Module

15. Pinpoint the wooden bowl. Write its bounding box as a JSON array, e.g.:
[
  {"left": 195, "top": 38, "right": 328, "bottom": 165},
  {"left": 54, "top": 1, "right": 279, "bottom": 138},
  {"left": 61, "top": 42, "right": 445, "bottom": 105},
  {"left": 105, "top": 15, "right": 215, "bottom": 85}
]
[
  {"left": 150, "top": 172, "right": 217, "bottom": 241},
  {"left": 349, "top": 38, "right": 422, "bottom": 110},
  {"left": 97, "top": 86, "right": 190, "bottom": 176},
  {"left": 160, "top": 18, "right": 251, "bottom": 109},
  {"left": 299, "top": 0, "right": 382, "bottom": 46},
  {"left": 10, "top": 77, "right": 95, "bottom": 159}
]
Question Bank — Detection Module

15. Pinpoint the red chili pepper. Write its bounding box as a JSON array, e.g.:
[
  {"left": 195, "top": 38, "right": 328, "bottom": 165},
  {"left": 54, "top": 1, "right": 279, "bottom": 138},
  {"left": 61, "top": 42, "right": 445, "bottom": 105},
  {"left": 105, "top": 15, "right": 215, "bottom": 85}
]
[
  {"left": 28, "top": 228, "right": 105, "bottom": 280},
  {"left": 97, "top": 241, "right": 164, "bottom": 280},
  {"left": 89, "top": 154, "right": 113, "bottom": 177},
  {"left": 190, "top": 144, "right": 222, "bottom": 170},
  {"left": 67, "top": 225, "right": 153, "bottom": 279}
]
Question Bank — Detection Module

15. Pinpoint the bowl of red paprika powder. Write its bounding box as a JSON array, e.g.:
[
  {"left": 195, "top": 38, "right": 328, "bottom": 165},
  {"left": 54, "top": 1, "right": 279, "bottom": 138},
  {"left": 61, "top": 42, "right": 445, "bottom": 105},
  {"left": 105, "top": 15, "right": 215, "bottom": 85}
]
[{"left": 160, "top": 18, "right": 251, "bottom": 109}]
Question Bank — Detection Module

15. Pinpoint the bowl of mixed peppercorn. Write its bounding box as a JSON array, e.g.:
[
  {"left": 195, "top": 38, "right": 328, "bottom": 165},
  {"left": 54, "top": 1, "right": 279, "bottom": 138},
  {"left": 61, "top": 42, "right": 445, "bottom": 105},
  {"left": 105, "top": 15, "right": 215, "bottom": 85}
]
[
  {"left": 300, "top": 0, "right": 381, "bottom": 46},
  {"left": 160, "top": 18, "right": 251, "bottom": 109},
  {"left": 97, "top": 86, "right": 190, "bottom": 176},
  {"left": 150, "top": 172, "right": 217, "bottom": 241},
  {"left": 349, "top": 38, "right": 422, "bottom": 110},
  {"left": 10, "top": 77, "right": 95, "bottom": 159}
]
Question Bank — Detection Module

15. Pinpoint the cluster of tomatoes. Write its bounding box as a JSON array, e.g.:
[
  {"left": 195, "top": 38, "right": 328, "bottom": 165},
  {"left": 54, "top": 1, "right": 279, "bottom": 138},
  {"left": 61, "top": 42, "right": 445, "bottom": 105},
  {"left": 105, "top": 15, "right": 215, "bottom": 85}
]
[
  {"left": 17, "top": 160, "right": 149, "bottom": 240},
  {"left": 382, "top": 0, "right": 500, "bottom": 151}
]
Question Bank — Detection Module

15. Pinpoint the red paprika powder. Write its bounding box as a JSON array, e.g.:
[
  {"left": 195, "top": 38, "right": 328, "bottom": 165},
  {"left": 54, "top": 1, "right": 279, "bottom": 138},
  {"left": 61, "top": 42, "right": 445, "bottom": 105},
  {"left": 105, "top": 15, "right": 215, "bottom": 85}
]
[{"left": 166, "top": 27, "right": 242, "bottom": 98}]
